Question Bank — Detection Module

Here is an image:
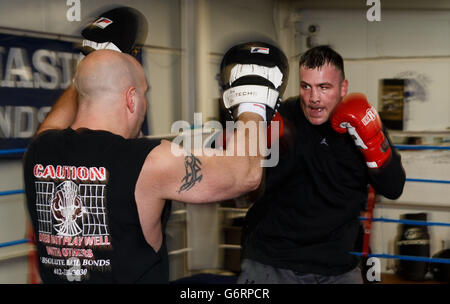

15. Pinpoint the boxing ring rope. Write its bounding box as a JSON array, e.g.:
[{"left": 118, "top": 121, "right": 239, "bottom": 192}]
[
  {"left": 348, "top": 253, "right": 450, "bottom": 264},
  {"left": 359, "top": 217, "right": 450, "bottom": 227},
  {"left": 350, "top": 216, "right": 450, "bottom": 264},
  {"left": 0, "top": 189, "right": 24, "bottom": 196},
  {"left": 1, "top": 142, "right": 450, "bottom": 276},
  {"left": 0, "top": 148, "right": 26, "bottom": 155},
  {"left": 395, "top": 145, "right": 450, "bottom": 151},
  {"left": 0, "top": 238, "right": 29, "bottom": 249},
  {"left": 348, "top": 142, "right": 450, "bottom": 267},
  {"left": 405, "top": 178, "right": 450, "bottom": 184}
]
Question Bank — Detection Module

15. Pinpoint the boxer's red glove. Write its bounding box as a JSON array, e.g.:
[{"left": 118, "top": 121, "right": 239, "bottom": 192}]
[
  {"left": 267, "top": 112, "right": 283, "bottom": 148},
  {"left": 219, "top": 112, "right": 290, "bottom": 151},
  {"left": 331, "top": 93, "right": 391, "bottom": 169},
  {"left": 267, "top": 112, "right": 295, "bottom": 153}
]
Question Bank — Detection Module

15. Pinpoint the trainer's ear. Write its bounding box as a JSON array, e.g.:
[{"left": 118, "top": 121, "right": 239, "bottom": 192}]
[{"left": 126, "top": 86, "right": 136, "bottom": 113}]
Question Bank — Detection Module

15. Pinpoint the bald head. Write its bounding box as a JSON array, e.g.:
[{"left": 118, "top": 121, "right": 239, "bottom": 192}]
[{"left": 74, "top": 50, "right": 146, "bottom": 102}]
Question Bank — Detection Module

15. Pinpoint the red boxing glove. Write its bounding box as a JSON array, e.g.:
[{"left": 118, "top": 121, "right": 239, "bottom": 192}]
[
  {"left": 267, "top": 112, "right": 284, "bottom": 148},
  {"left": 331, "top": 93, "right": 391, "bottom": 169},
  {"left": 267, "top": 112, "right": 295, "bottom": 153},
  {"left": 216, "top": 112, "right": 284, "bottom": 150}
]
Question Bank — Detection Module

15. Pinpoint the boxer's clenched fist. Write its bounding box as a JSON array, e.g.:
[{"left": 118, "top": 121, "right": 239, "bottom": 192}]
[{"left": 331, "top": 93, "right": 391, "bottom": 169}]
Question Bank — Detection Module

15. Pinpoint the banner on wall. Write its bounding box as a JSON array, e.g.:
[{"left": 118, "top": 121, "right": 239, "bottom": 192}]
[
  {"left": 0, "top": 33, "right": 147, "bottom": 159},
  {"left": 0, "top": 33, "right": 81, "bottom": 157}
]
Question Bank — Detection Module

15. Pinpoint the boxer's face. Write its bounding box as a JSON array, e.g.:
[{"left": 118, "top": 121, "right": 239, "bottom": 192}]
[{"left": 299, "top": 63, "right": 348, "bottom": 125}]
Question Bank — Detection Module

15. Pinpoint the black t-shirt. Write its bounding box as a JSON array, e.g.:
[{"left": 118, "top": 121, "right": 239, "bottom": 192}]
[
  {"left": 242, "top": 97, "right": 405, "bottom": 275},
  {"left": 23, "top": 128, "right": 171, "bottom": 283}
]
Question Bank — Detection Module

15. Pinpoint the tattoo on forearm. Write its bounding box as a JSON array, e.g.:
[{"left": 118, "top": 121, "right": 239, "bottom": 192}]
[{"left": 178, "top": 155, "right": 203, "bottom": 193}]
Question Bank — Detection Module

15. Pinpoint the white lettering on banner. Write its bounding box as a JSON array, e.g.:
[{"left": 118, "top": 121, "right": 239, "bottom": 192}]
[
  {"left": 0, "top": 47, "right": 81, "bottom": 89},
  {"left": 33, "top": 49, "right": 60, "bottom": 90},
  {"left": 0, "top": 106, "right": 51, "bottom": 138},
  {"left": 58, "top": 52, "right": 77, "bottom": 88},
  {"left": 0, "top": 47, "right": 81, "bottom": 139},
  {"left": 2, "top": 47, "right": 33, "bottom": 88},
  {"left": 14, "top": 106, "right": 35, "bottom": 138}
]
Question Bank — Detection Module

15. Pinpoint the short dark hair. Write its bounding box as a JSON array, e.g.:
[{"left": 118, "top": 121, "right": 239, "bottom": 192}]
[{"left": 299, "top": 45, "right": 345, "bottom": 80}]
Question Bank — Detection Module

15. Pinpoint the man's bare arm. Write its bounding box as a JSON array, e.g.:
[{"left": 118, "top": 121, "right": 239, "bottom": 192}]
[
  {"left": 138, "top": 112, "right": 264, "bottom": 205},
  {"left": 36, "top": 84, "right": 78, "bottom": 136},
  {"left": 135, "top": 112, "right": 264, "bottom": 250}
]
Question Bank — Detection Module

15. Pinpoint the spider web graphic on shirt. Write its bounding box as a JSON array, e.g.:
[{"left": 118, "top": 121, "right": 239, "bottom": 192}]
[{"left": 35, "top": 181, "right": 109, "bottom": 236}]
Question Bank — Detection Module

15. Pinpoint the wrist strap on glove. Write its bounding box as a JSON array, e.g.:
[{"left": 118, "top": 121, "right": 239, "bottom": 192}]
[{"left": 236, "top": 103, "right": 267, "bottom": 121}]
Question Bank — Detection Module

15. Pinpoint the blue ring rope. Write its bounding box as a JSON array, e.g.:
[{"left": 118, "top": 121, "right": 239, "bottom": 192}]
[
  {"left": 349, "top": 252, "right": 450, "bottom": 264},
  {"left": 0, "top": 148, "right": 26, "bottom": 155},
  {"left": 0, "top": 238, "right": 29, "bottom": 249},
  {"left": 0, "top": 145, "right": 448, "bottom": 156},
  {"left": 394, "top": 145, "right": 450, "bottom": 150},
  {"left": 3, "top": 238, "right": 450, "bottom": 266},
  {"left": 0, "top": 178, "right": 447, "bottom": 199},
  {"left": 406, "top": 178, "right": 450, "bottom": 184},
  {"left": 0, "top": 189, "right": 25, "bottom": 196},
  {"left": 360, "top": 217, "right": 450, "bottom": 227}
]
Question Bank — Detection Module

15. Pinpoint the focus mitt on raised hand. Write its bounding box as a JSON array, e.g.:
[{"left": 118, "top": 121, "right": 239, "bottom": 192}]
[
  {"left": 219, "top": 41, "right": 289, "bottom": 122},
  {"left": 80, "top": 6, "right": 148, "bottom": 56}
]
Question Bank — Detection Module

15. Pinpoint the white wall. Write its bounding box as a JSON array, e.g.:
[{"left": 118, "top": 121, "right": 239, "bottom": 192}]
[
  {"left": 293, "top": 9, "right": 450, "bottom": 131},
  {"left": 207, "top": 0, "right": 278, "bottom": 117}
]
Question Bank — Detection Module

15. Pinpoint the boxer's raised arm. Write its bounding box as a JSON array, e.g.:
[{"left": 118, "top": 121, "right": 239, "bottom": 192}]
[
  {"left": 36, "top": 84, "right": 78, "bottom": 137},
  {"left": 137, "top": 112, "right": 264, "bottom": 204}
]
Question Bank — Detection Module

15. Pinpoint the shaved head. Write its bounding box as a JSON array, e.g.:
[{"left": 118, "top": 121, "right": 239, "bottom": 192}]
[
  {"left": 74, "top": 50, "right": 146, "bottom": 101},
  {"left": 71, "top": 49, "right": 149, "bottom": 138}
]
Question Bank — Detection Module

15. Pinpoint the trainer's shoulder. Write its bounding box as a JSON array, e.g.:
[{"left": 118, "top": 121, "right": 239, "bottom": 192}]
[
  {"left": 125, "top": 137, "right": 161, "bottom": 153},
  {"left": 24, "top": 129, "right": 68, "bottom": 164},
  {"left": 32, "top": 128, "right": 69, "bottom": 145},
  {"left": 116, "top": 137, "right": 163, "bottom": 169}
]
